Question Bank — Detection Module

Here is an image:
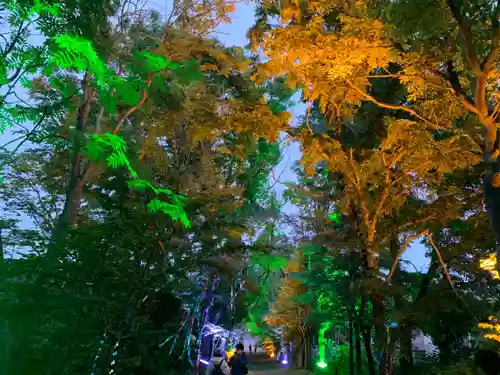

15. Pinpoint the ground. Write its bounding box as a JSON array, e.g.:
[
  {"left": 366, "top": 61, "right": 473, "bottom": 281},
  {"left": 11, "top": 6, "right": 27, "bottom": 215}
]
[{"left": 247, "top": 353, "right": 312, "bottom": 375}]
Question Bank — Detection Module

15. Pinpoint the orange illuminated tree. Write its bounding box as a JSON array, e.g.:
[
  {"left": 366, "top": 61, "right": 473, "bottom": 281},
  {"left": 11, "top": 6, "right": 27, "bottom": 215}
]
[
  {"left": 250, "top": 0, "right": 500, "bottom": 267},
  {"left": 265, "top": 254, "right": 314, "bottom": 369}
]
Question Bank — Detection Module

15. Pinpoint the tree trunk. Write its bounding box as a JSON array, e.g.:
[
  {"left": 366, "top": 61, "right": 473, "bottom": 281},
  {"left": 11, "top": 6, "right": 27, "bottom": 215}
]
[
  {"left": 415, "top": 261, "right": 437, "bottom": 301},
  {"left": 399, "top": 324, "right": 413, "bottom": 371},
  {"left": 349, "top": 316, "right": 355, "bottom": 375},
  {"left": 50, "top": 76, "right": 93, "bottom": 253},
  {"left": 60, "top": 158, "right": 86, "bottom": 227},
  {"left": 362, "top": 328, "right": 376, "bottom": 375},
  {"left": 303, "top": 327, "right": 313, "bottom": 370},
  {"left": 437, "top": 338, "right": 452, "bottom": 365},
  {"left": 372, "top": 295, "right": 386, "bottom": 375},
  {"left": 390, "top": 229, "right": 413, "bottom": 372},
  {"left": 484, "top": 158, "right": 500, "bottom": 258},
  {"left": 363, "top": 243, "right": 386, "bottom": 375},
  {"left": 355, "top": 321, "right": 362, "bottom": 374},
  {"left": 0, "top": 226, "right": 3, "bottom": 262}
]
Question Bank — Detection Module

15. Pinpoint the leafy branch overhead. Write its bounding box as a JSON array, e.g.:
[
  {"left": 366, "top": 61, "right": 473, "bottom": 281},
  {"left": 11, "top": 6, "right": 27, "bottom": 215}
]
[
  {"left": 87, "top": 133, "right": 190, "bottom": 227},
  {"left": 1, "top": 1, "right": 202, "bottom": 224}
]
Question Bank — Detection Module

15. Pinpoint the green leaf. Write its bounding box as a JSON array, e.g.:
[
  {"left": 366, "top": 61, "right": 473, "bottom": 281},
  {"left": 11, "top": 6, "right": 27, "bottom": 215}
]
[
  {"left": 175, "top": 59, "right": 201, "bottom": 85},
  {"left": 127, "top": 179, "right": 154, "bottom": 192},
  {"left": 288, "top": 272, "right": 309, "bottom": 282},
  {"left": 328, "top": 213, "right": 341, "bottom": 223},
  {"left": 267, "top": 99, "right": 285, "bottom": 114},
  {"left": 49, "top": 34, "right": 108, "bottom": 87},
  {"left": 147, "top": 199, "right": 191, "bottom": 228},
  {"left": 116, "top": 80, "right": 142, "bottom": 106},
  {"left": 100, "top": 90, "right": 118, "bottom": 114},
  {"left": 28, "top": 0, "right": 61, "bottom": 17},
  {"left": 295, "top": 292, "right": 314, "bottom": 305},
  {"left": 86, "top": 140, "right": 104, "bottom": 161},
  {"left": 135, "top": 51, "right": 179, "bottom": 71}
]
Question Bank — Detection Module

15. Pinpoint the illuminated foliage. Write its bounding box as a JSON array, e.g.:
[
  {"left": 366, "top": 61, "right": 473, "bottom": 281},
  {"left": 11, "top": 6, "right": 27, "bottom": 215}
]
[
  {"left": 479, "top": 316, "right": 500, "bottom": 343},
  {"left": 0, "top": 1, "right": 288, "bottom": 374},
  {"left": 263, "top": 338, "right": 276, "bottom": 358},
  {"left": 250, "top": 0, "right": 500, "bottom": 276},
  {"left": 480, "top": 253, "right": 500, "bottom": 280}
]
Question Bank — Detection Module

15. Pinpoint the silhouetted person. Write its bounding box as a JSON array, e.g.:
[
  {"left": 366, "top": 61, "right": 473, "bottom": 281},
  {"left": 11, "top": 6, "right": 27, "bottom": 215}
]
[
  {"left": 249, "top": 345, "right": 252, "bottom": 355},
  {"left": 229, "top": 343, "right": 248, "bottom": 375},
  {"left": 207, "top": 349, "right": 230, "bottom": 375}
]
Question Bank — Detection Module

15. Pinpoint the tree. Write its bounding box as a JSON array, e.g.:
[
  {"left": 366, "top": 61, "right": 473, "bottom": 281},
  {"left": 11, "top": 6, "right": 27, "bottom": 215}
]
[
  {"left": 266, "top": 252, "right": 314, "bottom": 369},
  {"left": 249, "top": 0, "right": 500, "bottom": 263},
  {"left": 0, "top": 2, "right": 290, "bottom": 374}
]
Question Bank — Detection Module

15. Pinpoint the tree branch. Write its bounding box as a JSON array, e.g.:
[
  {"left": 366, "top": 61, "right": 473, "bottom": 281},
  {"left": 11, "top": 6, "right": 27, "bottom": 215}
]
[
  {"left": 347, "top": 148, "right": 370, "bottom": 227},
  {"left": 348, "top": 82, "right": 445, "bottom": 130},
  {"left": 446, "top": 0, "right": 481, "bottom": 73},
  {"left": 483, "top": 0, "right": 500, "bottom": 72},
  {"left": 112, "top": 73, "right": 152, "bottom": 134},
  {"left": 386, "top": 230, "right": 429, "bottom": 282},
  {"left": 445, "top": 60, "right": 480, "bottom": 115},
  {"left": 426, "top": 234, "right": 456, "bottom": 292}
]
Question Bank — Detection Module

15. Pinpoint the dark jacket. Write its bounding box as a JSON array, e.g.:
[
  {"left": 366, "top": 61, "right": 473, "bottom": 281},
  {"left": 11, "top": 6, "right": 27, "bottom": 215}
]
[{"left": 229, "top": 353, "right": 248, "bottom": 375}]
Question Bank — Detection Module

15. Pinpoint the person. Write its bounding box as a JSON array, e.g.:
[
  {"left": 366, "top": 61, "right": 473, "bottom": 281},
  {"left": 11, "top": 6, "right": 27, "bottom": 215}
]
[
  {"left": 229, "top": 343, "right": 248, "bottom": 375},
  {"left": 249, "top": 344, "right": 252, "bottom": 355},
  {"left": 206, "top": 349, "right": 230, "bottom": 375}
]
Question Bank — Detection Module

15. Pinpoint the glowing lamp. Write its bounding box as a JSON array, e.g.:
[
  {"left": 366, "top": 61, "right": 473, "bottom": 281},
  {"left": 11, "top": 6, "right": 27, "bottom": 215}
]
[
  {"left": 226, "top": 348, "right": 235, "bottom": 359},
  {"left": 200, "top": 359, "right": 210, "bottom": 365},
  {"left": 317, "top": 361, "right": 328, "bottom": 369},
  {"left": 270, "top": 353, "right": 275, "bottom": 358},
  {"left": 281, "top": 360, "right": 288, "bottom": 365}
]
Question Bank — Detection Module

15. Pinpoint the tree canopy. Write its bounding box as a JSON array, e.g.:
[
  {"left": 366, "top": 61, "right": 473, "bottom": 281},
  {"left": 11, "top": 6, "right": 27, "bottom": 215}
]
[{"left": 2, "top": 0, "right": 500, "bottom": 375}]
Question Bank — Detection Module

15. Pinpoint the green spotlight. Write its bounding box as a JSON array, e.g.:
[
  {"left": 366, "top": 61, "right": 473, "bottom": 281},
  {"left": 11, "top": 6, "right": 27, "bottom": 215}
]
[{"left": 317, "top": 361, "right": 328, "bottom": 369}]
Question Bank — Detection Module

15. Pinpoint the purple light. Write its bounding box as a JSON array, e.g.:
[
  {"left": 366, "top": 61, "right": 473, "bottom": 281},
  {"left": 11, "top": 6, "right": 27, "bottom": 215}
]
[
  {"left": 282, "top": 360, "right": 288, "bottom": 365},
  {"left": 200, "top": 359, "right": 210, "bottom": 365}
]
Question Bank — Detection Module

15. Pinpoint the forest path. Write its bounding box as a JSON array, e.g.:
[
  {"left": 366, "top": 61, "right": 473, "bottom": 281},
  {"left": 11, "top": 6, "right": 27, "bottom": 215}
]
[{"left": 247, "top": 354, "right": 311, "bottom": 375}]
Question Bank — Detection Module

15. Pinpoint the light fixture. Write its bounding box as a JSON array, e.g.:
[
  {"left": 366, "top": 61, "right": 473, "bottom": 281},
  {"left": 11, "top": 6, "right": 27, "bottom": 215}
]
[
  {"left": 200, "top": 359, "right": 210, "bottom": 365},
  {"left": 317, "top": 361, "right": 327, "bottom": 369},
  {"left": 281, "top": 360, "right": 288, "bottom": 365}
]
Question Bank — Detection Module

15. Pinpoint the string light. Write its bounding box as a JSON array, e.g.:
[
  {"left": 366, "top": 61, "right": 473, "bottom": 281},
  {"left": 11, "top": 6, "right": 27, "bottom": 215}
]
[
  {"left": 201, "top": 323, "right": 229, "bottom": 339},
  {"left": 96, "top": 273, "right": 244, "bottom": 373}
]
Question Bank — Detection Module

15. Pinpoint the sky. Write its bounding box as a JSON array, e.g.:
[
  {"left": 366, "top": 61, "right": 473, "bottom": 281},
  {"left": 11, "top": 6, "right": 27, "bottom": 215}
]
[{"left": 0, "top": 0, "right": 431, "bottom": 272}]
